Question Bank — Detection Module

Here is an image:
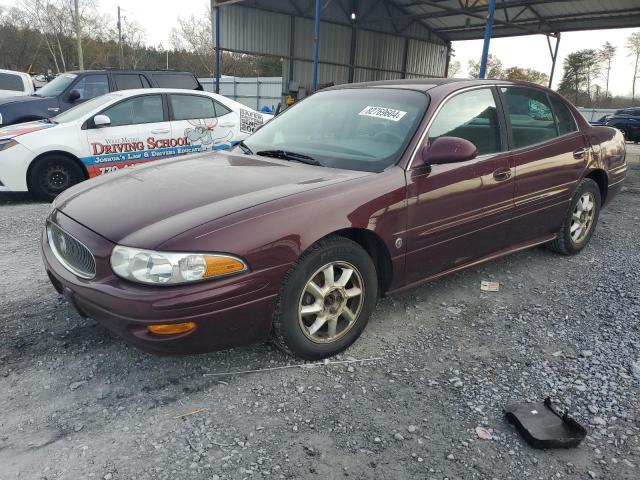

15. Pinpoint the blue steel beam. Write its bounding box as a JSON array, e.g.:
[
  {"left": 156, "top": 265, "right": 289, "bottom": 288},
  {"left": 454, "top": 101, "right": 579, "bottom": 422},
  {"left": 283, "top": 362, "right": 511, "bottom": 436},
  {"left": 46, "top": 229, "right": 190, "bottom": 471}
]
[
  {"left": 478, "top": 0, "right": 497, "bottom": 79},
  {"left": 312, "top": 0, "right": 321, "bottom": 91}
]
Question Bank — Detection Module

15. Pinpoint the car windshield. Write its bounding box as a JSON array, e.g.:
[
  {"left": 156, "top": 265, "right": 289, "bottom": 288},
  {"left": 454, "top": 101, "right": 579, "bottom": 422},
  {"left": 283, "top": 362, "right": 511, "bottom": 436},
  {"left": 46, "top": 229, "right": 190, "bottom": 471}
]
[
  {"left": 243, "top": 88, "right": 428, "bottom": 173},
  {"left": 36, "top": 73, "right": 77, "bottom": 97},
  {"left": 52, "top": 93, "right": 122, "bottom": 124}
]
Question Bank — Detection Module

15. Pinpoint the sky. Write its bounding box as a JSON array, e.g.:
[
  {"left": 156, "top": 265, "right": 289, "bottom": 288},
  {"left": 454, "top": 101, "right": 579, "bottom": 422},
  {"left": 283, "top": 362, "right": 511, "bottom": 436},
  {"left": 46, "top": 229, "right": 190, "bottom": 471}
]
[{"left": 2, "top": 0, "right": 638, "bottom": 97}]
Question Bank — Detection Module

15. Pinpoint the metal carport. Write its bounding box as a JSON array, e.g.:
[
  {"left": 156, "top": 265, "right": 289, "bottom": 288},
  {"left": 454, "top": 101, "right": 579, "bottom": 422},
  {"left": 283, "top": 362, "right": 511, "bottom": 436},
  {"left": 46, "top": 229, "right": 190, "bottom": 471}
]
[{"left": 210, "top": 0, "right": 640, "bottom": 94}]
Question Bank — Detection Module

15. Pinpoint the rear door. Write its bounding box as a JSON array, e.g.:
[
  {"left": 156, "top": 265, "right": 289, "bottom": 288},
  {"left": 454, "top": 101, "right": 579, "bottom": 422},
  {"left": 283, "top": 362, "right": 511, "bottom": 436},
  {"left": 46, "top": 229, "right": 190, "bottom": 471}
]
[
  {"left": 405, "top": 87, "right": 515, "bottom": 283},
  {"left": 83, "top": 93, "right": 174, "bottom": 177},
  {"left": 500, "top": 86, "right": 587, "bottom": 245},
  {"left": 168, "top": 93, "right": 239, "bottom": 153}
]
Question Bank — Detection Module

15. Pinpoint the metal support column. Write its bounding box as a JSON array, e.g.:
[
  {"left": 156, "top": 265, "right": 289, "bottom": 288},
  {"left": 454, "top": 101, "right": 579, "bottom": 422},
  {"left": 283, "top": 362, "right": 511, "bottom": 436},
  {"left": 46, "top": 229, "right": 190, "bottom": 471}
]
[
  {"left": 211, "top": 0, "right": 221, "bottom": 94},
  {"left": 288, "top": 15, "right": 295, "bottom": 89},
  {"left": 312, "top": 0, "right": 321, "bottom": 91},
  {"left": 547, "top": 33, "right": 561, "bottom": 89},
  {"left": 478, "top": 0, "right": 497, "bottom": 79}
]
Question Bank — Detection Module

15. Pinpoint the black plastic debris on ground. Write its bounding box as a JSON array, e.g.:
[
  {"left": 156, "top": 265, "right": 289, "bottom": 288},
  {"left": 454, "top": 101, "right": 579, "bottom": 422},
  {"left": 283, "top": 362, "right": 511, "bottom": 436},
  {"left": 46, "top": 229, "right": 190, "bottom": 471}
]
[{"left": 505, "top": 397, "right": 587, "bottom": 449}]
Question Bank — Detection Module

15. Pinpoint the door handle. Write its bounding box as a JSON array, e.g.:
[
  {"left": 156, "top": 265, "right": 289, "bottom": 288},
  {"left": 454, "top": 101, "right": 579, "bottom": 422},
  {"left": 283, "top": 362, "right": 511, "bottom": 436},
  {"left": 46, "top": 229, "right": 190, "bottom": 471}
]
[
  {"left": 493, "top": 168, "right": 512, "bottom": 182},
  {"left": 151, "top": 128, "right": 170, "bottom": 134},
  {"left": 220, "top": 122, "right": 235, "bottom": 128},
  {"left": 573, "top": 148, "right": 586, "bottom": 160}
]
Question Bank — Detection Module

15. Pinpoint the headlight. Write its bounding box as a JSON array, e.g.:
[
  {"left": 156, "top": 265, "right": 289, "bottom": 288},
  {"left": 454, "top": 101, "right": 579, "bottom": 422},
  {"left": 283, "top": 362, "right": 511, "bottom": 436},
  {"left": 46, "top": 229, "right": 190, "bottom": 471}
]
[
  {"left": 110, "top": 246, "right": 248, "bottom": 285},
  {"left": 0, "top": 139, "right": 18, "bottom": 152}
]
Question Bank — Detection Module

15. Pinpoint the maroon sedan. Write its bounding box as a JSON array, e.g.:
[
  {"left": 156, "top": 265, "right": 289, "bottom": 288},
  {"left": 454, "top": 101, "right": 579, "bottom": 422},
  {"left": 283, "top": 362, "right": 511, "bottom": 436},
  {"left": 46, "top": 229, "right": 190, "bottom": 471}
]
[{"left": 42, "top": 79, "right": 627, "bottom": 359}]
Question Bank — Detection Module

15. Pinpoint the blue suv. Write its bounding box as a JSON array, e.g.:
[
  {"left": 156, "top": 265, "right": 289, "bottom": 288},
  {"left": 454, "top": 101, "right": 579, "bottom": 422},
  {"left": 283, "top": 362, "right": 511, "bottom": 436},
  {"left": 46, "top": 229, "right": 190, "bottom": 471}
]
[{"left": 0, "top": 70, "right": 202, "bottom": 127}]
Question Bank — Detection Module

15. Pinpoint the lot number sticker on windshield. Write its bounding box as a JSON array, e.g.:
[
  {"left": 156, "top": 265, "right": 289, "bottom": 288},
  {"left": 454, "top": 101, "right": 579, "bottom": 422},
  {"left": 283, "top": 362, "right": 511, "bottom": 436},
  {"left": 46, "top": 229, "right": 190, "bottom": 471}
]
[{"left": 359, "top": 106, "right": 407, "bottom": 122}]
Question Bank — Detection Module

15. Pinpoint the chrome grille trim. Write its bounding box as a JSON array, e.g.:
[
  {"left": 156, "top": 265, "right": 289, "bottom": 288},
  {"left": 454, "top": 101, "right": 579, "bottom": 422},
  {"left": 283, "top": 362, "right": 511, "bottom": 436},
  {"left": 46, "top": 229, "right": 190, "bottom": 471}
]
[{"left": 46, "top": 222, "right": 96, "bottom": 279}]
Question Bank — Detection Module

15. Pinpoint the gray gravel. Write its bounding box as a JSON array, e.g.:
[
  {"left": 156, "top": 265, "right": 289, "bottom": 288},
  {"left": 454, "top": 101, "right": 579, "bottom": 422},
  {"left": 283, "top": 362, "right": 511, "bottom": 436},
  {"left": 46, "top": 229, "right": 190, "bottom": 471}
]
[{"left": 1, "top": 146, "right": 639, "bottom": 480}]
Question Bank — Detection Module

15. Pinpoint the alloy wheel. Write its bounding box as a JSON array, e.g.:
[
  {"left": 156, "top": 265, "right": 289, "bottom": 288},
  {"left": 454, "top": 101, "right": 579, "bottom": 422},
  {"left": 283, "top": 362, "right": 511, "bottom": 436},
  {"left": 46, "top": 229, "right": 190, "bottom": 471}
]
[
  {"left": 570, "top": 192, "right": 596, "bottom": 244},
  {"left": 298, "top": 261, "right": 364, "bottom": 343}
]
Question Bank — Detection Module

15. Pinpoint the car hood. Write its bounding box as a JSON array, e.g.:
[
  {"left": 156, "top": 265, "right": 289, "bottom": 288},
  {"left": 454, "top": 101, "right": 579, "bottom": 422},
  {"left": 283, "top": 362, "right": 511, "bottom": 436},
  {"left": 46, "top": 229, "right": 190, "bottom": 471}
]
[
  {"left": 0, "top": 120, "right": 57, "bottom": 141},
  {"left": 0, "top": 94, "right": 48, "bottom": 107},
  {"left": 56, "top": 151, "right": 370, "bottom": 248}
]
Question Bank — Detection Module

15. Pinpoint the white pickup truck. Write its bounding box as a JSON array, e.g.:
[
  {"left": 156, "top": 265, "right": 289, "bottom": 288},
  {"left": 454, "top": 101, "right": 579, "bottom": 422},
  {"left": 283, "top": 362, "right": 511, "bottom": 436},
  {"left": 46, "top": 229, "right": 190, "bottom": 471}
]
[{"left": 0, "top": 69, "right": 35, "bottom": 99}]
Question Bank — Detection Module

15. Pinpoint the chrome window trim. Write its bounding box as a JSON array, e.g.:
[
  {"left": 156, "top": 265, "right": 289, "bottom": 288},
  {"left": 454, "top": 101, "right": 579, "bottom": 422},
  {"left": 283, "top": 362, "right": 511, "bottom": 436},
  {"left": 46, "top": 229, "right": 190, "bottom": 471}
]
[
  {"left": 407, "top": 83, "right": 584, "bottom": 170},
  {"left": 407, "top": 84, "right": 503, "bottom": 170},
  {"left": 46, "top": 222, "right": 96, "bottom": 280}
]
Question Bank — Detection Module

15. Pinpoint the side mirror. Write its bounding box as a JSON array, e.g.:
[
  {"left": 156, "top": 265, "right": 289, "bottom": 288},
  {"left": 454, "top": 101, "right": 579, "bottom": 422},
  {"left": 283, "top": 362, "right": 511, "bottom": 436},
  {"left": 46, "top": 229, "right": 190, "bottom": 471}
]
[
  {"left": 420, "top": 136, "right": 478, "bottom": 166},
  {"left": 68, "top": 89, "right": 81, "bottom": 102},
  {"left": 93, "top": 114, "right": 111, "bottom": 127}
]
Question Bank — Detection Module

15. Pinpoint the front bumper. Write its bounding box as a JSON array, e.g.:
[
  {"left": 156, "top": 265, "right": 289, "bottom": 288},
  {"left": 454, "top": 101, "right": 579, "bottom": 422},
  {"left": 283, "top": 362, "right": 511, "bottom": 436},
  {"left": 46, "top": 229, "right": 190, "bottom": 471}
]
[
  {"left": 0, "top": 142, "right": 33, "bottom": 192},
  {"left": 42, "top": 210, "right": 284, "bottom": 355}
]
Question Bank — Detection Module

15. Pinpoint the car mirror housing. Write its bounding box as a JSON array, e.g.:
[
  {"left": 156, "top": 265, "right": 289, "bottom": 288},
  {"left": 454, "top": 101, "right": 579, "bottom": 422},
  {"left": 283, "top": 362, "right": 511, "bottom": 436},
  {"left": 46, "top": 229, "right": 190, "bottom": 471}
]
[
  {"left": 68, "top": 89, "right": 81, "bottom": 102},
  {"left": 420, "top": 136, "right": 478, "bottom": 166},
  {"left": 93, "top": 114, "right": 111, "bottom": 128}
]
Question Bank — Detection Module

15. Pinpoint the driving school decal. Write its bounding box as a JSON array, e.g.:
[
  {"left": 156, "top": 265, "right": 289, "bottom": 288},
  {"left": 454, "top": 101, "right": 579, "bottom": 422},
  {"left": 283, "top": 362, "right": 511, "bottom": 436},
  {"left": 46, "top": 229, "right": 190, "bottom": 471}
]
[
  {"left": 81, "top": 120, "right": 235, "bottom": 177},
  {"left": 239, "top": 108, "right": 264, "bottom": 134}
]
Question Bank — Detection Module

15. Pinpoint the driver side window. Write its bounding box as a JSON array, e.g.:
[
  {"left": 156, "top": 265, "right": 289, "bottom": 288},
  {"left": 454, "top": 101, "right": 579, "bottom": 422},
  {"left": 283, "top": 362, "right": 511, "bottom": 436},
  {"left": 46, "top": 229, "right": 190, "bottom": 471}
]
[
  {"left": 73, "top": 74, "right": 109, "bottom": 101},
  {"left": 428, "top": 88, "right": 502, "bottom": 156}
]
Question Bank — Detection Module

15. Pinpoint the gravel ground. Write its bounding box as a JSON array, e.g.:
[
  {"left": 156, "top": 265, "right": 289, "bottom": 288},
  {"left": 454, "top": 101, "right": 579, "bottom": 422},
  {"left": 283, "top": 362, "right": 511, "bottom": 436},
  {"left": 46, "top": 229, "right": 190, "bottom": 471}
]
[{"left": 1, "top": 145, "right": 639, "bottom": 480}]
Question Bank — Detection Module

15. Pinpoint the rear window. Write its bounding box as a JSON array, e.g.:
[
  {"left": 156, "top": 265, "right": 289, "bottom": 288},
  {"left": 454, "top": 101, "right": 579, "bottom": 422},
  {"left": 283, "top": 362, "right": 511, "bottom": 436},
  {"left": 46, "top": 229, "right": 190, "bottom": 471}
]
[
  {"left": 152, "top": 73, "right": 198, "bottom": 89},
  {"left": 170, "top": 94, "right": 216, "bottom": 120},
  {"left": 114, "top": 74, "right": 145, "bottom": 90},
  {"left": 0, "top": 73, "right": 24, "bottom": 91},
  {"left": 550, "top": 98, "right": 577, "bottom": 135}
]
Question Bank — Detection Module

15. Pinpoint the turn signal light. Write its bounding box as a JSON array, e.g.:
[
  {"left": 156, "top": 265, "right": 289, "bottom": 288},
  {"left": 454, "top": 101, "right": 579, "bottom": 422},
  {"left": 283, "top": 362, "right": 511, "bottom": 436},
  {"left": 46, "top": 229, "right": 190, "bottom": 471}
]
[
  {"left": 204, "top": 256, "right": 246, "bottom": 278},
  {"left": 147, "top": 322, "right": 197, "bottom": 335}
]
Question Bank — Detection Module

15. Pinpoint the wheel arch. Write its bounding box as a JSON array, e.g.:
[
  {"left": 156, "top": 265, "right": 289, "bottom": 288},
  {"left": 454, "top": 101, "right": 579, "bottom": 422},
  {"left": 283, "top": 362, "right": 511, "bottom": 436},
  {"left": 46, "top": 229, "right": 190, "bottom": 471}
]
[
  {"left": 327, "top": 227, "right": 393, "bottom": 295},
  {"left": 26, "top": 150, "right": 89, "bottom": 190},
  {"left": 584, "top": 168, "right": 608, "bottom": 205}
]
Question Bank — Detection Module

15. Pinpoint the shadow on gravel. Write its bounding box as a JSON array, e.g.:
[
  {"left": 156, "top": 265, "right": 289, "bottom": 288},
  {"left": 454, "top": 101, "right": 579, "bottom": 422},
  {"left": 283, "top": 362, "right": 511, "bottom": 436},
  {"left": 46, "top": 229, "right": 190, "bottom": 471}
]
[{"left": 0, "top": 192, "right": 44, "bottom": 205}]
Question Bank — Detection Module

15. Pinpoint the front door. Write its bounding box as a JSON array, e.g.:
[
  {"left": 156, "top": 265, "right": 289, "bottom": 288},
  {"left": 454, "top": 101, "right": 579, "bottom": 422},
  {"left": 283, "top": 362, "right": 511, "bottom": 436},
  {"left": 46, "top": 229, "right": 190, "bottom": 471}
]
[
  {"left": 61, "top": 73, "right": 110, "bottom": 112},
  {"left": 405, "top": 87, "right": 514, "bottom": 284},
  {"left": 499, "top": 87, "right": 588, "bottom": 244},
  {"left": 83, "top": 93, "right": 174, "bottom": 178}
]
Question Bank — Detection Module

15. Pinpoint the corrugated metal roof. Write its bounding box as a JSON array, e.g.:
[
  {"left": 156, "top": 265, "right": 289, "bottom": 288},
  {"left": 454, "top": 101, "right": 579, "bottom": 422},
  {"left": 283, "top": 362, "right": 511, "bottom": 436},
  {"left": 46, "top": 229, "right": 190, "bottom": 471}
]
[
  {"left": 226, "top": 1, "right": 640, "bottom": 42},
  {"left": 388, "top": 0, "right": 640, "bottom": 41}
]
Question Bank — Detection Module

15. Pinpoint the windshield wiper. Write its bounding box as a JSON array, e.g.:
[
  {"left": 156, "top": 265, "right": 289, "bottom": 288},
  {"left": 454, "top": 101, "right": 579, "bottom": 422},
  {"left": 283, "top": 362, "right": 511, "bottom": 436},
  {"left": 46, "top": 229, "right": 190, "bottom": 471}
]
[
  {"left": 237, "top": 140, "right": 253, "bottom": 155},
  {"left": 256, "top": 150, "right": 321, "bottom": 166}
]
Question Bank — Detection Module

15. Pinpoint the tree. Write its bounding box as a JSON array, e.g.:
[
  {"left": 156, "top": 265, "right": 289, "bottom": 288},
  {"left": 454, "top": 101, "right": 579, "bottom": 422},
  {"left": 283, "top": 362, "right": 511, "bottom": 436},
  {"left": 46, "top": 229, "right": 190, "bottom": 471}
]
[
  {"left": 503, "top": 66, "right": 548, "bottom": 85},
  {"left": 626, "top": 31, "right": 640, "bottom": 100},
  {"left": 170, "top": 6, "right": 216, "bottom": 76},
  {"left": 468, "top": 54, "right": 502, "bottom": 79},
  {"left": 557, "top": 49, "right": 602, "bottom": 105},
  {"left": 447, "top": 59, "right": 461, "bottom": 77},
  {"left": 581, "top": 49, "right": 601, "bottom": 101},
  {"left": 598, "top": 41, "right": 616, "bottom": 97}
]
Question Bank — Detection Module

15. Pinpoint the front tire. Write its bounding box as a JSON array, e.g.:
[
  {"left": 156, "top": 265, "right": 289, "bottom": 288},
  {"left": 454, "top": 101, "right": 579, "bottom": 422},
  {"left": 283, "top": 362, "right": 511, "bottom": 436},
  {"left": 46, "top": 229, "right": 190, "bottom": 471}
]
[
  {"left": 272, "top": 236, "right": 378, "bottom": 360},
  {"left": 28, "top": 155, "right": 85, "bottom": 202},
  {"left": 547, "top": 178, "right": 601, "bottom": 255}
]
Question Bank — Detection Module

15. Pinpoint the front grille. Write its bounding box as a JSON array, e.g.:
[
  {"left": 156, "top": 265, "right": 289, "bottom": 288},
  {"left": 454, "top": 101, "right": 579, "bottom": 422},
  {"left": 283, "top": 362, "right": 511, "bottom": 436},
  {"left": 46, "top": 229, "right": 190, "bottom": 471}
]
[{"left": 47, "top": 222, "right": 96, "bottom": 279}]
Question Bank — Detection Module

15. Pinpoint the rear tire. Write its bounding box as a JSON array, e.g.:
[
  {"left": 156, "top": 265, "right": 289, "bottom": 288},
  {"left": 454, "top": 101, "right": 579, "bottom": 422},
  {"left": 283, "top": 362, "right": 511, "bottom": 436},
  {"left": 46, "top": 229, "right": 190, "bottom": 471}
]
[
  {"left": 28, "top": 155, "right": 85, "bottom": 202},
  {"left": 547, "top": 178, "right": 601, "bottom": 255},
  {"left": 271, "top": 236, "right": 378, "bottom": 360}
]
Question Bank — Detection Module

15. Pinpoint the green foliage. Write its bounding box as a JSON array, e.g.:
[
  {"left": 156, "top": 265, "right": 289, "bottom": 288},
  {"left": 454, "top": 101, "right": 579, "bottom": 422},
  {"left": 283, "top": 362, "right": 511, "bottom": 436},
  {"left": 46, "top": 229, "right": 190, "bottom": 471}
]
[
  {"left": 0, "top": 2, "right": 282, "bottom": 78},
  {"left": 467, "top": 54, "right": 502, "bottom": 79},
  {"left": 503, "top": 66, "right": 548, "bottom": 85}
]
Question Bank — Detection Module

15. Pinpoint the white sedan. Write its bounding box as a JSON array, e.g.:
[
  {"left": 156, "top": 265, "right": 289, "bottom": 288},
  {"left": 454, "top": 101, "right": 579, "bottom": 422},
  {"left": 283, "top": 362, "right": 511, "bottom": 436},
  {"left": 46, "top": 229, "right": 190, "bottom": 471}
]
[{"left": 0, "top": 89, "right": 272, "bottom": 200}]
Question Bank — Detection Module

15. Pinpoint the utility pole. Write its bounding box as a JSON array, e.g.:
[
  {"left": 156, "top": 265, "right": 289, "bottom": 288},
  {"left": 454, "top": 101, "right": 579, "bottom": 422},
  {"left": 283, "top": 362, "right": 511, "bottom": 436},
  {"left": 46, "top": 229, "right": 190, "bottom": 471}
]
[
  {"left": 117, "top": 6, "right": 123, "bottom": 68},
  {"left": 74, "top": 0, "right": 84, "bottom": 70}
]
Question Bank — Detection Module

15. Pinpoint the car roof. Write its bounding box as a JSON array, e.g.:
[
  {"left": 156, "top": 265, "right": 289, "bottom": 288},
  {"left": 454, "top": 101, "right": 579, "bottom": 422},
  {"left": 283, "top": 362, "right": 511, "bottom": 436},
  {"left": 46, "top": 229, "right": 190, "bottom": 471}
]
[
  {"left": 65, "top": 69, "right": 196, "bottom": 74},
  {"left": 0, "top": 68, "right": 30, "bottom": 77},
  {"left": 325, "top": 77, "right": 550, "bottom": 93},
  {"left": 103, "top": 88, "right": 222, "bottom": 98}
]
